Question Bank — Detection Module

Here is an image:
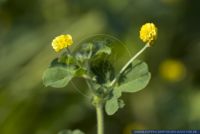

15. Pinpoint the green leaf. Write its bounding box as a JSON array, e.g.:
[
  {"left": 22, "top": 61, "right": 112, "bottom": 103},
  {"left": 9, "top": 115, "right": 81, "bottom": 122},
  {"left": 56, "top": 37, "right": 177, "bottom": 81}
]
[
  {"left": 75, "top": 43, "right": 93, "bottom": 62},
  {"left": 105, "top": 86, "right": 124, "bottom": 115},
  {"left": 74, "top": 67, "right": 87, "bottom": 77},
  {"left": 95, "top": 45, "right": 111, "bottom": 56},
  {"left": 43, "top": 66, "right": 75, "bottom": 88},
  {"left": 59, "top": 53, "right": 75, "bottom": 65},
  {"left": 105, "top": 97, "right": 119, "bottom": 115},
  {"left": 113, "top": 88, "right": 122, "bottom": 98},
  {"left": 58, "top": 129, "right": 85, "bottom": 134},
  {"left": 116, "top": 60, "right": 151, "bottom": 93},
  {"left": 105, "top": 96, "right": 125, "bottom": 115},
  {"left": 118, "top": 99, "right": 125, "bottom": 108},
  {"left": 119, "top": 73, "right": 151, "bottom": 92}
]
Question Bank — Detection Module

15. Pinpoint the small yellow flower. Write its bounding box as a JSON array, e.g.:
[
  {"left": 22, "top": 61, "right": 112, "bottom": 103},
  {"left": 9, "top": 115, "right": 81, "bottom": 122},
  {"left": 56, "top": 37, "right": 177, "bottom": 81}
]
[
  {"left": 140, "top": 23, "right": 157, "bottom": 45},
  {"left": 52, "top": 34, "right": 73, "bottom": 52}
]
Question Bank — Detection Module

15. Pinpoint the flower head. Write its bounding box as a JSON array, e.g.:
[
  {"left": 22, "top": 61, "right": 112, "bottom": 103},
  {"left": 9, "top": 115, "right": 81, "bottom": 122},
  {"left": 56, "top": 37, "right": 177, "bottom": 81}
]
[
  {"left": 52, "top": 34, "right": 73, "bottom": 52},
  {"left": 139, "top": 23, "right": 157, "bottom": 45}
]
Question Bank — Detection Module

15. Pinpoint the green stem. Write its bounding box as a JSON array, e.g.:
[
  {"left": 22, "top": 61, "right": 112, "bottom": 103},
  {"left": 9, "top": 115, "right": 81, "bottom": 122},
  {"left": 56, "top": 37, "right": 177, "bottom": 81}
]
[
  {"left": 110, "top": 44, "right": 149, "bottom": 86},
  {"left": 96, "top": 102, "right": 104, "bottom": 134}
]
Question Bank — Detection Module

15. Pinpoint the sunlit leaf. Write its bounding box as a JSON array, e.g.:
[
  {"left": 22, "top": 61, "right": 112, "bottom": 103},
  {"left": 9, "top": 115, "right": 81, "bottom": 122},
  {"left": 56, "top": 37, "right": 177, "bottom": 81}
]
[
  {"left": 95, "top": 45, "right": 111, "bottom": 56},
  {"left": 105, "top": 97, "right": 119, "bottom": 115},
  {"left": 116, "top": 60, "right": 151, "bottom": 93},
  {"left": 105, "top": 96, "right": 125, "bottom": 115},
  {"left": 43, "top": 66, "right": 76, "bottom": 88},
  {"left": 113, "top": 88, "right": 122, "bottom": 98}
]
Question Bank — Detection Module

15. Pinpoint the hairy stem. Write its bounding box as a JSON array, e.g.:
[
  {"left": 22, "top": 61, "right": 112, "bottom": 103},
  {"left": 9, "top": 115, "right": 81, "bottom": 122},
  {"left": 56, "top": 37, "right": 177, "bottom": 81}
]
[{"left": 110, "top": 44, "right": 149, "bottom": 86}]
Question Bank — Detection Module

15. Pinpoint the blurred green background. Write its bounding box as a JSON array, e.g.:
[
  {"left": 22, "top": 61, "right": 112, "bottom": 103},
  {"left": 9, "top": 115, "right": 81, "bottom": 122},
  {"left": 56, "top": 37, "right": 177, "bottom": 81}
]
[{"left": 1, "top": 0, "right": 200, "bottom": 134}]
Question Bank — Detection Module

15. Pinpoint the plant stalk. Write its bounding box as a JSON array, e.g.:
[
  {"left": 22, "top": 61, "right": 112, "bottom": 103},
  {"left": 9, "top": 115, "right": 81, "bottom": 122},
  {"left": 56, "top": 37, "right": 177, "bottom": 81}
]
[
  {"left": 110, "top": 44, "right": 149, "bottom": 86},
  {"left": 94, "top": 44, "right": 149, "bottom": 134},
  {"left": 96, "top": 102, "right": 104, "bottom": 134}
]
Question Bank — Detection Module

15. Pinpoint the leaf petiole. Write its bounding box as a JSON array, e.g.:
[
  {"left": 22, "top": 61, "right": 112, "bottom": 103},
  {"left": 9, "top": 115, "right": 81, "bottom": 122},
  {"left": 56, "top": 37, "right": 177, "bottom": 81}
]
[{"left": 110, "top": 43, "right": 150, "bottom": 86}]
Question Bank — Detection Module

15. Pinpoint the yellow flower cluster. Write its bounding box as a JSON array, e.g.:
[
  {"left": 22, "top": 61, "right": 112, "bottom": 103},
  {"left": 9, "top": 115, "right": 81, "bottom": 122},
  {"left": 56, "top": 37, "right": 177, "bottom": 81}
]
[
  {"left": 140, "top": 23, "right": 157, "bottom": 45},
  {"left": 52, "top": 34, "right": 73, "bottom": 52}
]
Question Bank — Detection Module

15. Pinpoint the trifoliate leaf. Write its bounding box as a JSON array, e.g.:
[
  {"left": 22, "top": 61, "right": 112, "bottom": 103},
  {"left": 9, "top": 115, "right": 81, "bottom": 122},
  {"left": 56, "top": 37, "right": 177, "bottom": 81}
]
[
  {"left": 116, "top": 60, "right": 151, "bottom": 93},
  {"left": 119, "top": 73, "right": 151, "bottom": 92}
]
